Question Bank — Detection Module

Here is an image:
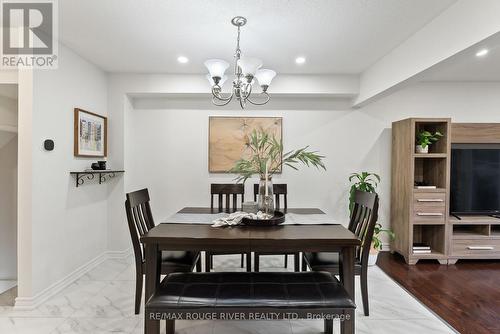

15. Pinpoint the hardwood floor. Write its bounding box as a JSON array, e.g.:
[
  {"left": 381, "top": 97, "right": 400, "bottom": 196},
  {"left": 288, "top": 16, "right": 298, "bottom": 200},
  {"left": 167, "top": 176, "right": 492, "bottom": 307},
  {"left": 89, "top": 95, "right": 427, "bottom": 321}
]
[{"left": 377, "top": 252, "right": 500, "bottom": 334}]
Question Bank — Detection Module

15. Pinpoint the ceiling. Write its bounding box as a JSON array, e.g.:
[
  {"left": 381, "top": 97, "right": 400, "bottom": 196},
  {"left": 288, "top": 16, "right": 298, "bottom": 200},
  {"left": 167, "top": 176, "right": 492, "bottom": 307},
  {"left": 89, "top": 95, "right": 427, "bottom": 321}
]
[
  {"left": 59, "top": 0, "right": 456, "bottom": 74},
  {"left": 421, "top": 32, "right": 500, "bottom": 81}
]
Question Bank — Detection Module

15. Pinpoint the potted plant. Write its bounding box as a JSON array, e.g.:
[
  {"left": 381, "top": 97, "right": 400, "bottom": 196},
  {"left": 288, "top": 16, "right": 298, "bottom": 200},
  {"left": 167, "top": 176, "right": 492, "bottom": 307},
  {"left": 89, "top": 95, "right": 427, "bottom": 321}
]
[
  {"left": 230, "top": 129, "right": 326, "bottom": 212},
  {"left": 369, "top": 223, "right": 395, "bottom": 266},
  {"left": 415, "top": 130, "right": 443, "bottom": 154},
  {"left": 348, "top": 172, "right": 395, "bottom": 265},
  {"left": 348, "top": 172, "right": 380, "bottom": 214}
]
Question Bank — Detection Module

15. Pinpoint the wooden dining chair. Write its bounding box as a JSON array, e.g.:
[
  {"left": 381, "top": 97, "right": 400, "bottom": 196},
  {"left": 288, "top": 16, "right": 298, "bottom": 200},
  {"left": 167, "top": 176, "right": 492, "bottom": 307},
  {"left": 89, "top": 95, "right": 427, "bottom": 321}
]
[
  {"left": 253, "top": 183, "right": 300, "bottom": 272},
  {"left": 207, "top": 183, "right": 251, "bottom": 272},
  {"left": 302, "top": 190, "right": 379, "bottom": 316},
  {"left": 125, "top": 188, "right": 201, "bottom": 314}
]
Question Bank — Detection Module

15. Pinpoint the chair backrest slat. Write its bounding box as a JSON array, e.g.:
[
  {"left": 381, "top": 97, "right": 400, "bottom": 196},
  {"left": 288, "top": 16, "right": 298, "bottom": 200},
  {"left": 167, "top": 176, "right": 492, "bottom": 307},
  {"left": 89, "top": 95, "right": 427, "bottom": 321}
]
[
  {"left": 211, "top": 184, "right": 245, "bottom": 213},
  {"left": 349, "top": 190, "right": 379, "bottom": 265},
  {"left": 125, "top": 188, "right": 156, "bottom": 263},
  {"left": 253, "top": 183, "right": 288, "bottom": 211}
]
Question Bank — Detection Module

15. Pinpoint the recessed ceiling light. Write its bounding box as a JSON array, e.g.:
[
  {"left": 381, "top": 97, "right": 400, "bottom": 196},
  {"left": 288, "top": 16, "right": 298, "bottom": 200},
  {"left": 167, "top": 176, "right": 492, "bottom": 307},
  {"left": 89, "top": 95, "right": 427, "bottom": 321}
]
[
  {"left": 295, "top": 56, "right": 306, "bottom": 64},
  {"left": 476, "top": 49, "right": 489, "bottom": 57},
  {"left": 177, "top": 56, "right": 189, "bottom": 64}
]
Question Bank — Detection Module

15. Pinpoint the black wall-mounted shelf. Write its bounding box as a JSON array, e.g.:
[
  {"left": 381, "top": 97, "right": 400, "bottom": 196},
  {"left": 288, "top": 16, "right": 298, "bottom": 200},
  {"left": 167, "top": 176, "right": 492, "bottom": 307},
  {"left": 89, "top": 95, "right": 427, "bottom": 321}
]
[{"left": 70, "top": 170, "right": 124, "bottom": 187}]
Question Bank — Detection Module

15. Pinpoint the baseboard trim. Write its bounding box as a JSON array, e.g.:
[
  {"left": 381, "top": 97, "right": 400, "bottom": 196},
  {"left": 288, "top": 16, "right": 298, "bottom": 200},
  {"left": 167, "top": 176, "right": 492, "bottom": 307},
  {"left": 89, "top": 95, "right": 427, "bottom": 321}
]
[{"left": 14, "top": 248, "right": 131, "bottom": 310}]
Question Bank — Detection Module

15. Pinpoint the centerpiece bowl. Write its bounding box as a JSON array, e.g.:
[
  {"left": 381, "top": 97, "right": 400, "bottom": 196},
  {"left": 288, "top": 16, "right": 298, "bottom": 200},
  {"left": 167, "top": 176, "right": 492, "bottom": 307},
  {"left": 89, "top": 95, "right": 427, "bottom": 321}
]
[{"left": 241, "top": 211, "right": 285, "bottom": 226}]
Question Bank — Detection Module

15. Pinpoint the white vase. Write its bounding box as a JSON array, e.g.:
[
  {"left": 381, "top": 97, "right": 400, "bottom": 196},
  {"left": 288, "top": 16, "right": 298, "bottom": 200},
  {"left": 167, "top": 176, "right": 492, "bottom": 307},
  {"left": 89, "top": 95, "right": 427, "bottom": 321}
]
[
  {"left": 368, "top": 252, "right": 378, "bottom": 266},
  {"left": 415, "top": 145, "right": 429, "bottom": 154}
]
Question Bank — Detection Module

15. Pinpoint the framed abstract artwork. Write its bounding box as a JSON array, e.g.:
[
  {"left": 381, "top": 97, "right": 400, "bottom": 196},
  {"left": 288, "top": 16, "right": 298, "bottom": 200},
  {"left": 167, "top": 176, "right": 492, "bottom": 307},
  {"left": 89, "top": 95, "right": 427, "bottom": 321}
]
[
  {"left": 208, "top": 116, "right": 282, "bottom": 173},
  {"left": 74, "top": 108, "right": 107, "bottom": 157}
]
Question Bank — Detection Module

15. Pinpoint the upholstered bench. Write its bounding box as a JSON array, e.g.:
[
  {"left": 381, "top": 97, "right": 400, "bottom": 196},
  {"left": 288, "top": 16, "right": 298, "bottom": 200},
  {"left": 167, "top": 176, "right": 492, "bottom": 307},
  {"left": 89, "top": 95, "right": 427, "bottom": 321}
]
[{"left": 146, "top": 271, "right": 355, "bottom": 334}]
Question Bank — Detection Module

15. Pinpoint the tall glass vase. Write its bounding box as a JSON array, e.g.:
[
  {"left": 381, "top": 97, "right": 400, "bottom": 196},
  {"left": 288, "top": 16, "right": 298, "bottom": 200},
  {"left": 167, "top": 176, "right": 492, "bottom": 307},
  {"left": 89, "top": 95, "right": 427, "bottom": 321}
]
[{"left": 258, "top": 176, "right": 275, "bottom": 215}]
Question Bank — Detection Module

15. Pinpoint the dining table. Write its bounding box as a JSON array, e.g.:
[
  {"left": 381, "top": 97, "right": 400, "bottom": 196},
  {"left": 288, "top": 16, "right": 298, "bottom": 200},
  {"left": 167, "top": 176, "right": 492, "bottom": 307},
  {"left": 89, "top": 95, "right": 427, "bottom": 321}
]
[{"left": 140, "top": 207, "right": 361, "bottom": 334}]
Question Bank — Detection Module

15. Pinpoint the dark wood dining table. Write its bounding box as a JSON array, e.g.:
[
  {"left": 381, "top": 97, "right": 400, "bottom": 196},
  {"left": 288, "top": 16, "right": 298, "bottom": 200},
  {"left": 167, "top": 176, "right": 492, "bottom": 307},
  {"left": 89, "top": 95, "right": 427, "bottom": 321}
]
[{"left": 140, "top": 207, "right": 360, "bottom": 334}]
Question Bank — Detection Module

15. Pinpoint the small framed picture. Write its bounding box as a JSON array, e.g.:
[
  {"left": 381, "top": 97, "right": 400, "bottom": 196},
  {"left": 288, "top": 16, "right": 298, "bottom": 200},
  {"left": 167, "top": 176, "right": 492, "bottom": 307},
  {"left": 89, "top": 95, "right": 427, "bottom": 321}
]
[{"left": 74, "top": 108, "right": 107, "bottom": 157}]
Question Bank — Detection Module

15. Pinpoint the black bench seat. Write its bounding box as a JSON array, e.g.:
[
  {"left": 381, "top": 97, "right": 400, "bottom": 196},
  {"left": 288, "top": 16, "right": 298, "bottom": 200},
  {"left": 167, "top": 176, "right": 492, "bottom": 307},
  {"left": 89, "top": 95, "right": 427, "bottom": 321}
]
[{"left": 146, "top": 271, "right": 356, "bottom": 334}]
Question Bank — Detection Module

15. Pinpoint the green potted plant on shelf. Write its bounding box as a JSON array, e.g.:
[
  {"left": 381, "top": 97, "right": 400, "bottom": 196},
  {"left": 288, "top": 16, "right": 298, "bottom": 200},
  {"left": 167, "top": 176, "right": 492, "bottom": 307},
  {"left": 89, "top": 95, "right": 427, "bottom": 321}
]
[
  {"left": 415, "top": 130, "right": 443, "bottom": 154},
  {"left": 230, "top": 129, "right": 326, "bottom": 213},
  {"left": 348, "top": 172, "right": 395, "bottom": 265}
]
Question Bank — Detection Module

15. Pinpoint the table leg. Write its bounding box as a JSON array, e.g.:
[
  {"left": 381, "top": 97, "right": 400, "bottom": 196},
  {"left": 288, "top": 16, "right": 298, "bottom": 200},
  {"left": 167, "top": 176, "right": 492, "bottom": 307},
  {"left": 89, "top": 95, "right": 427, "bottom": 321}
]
[
  {"left": 340, "top": 246, "right": 355, "bottom": 334},
  {"left": 144, "top": 243, "right": 160, "bottom": 334}
]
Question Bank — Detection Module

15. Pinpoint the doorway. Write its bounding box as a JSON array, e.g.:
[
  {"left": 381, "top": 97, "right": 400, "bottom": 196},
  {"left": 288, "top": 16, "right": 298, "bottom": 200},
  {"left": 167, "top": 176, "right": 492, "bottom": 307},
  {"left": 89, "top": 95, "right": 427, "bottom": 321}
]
[{"left": 0, "top": 84, "right": 18, "bottom": 305}]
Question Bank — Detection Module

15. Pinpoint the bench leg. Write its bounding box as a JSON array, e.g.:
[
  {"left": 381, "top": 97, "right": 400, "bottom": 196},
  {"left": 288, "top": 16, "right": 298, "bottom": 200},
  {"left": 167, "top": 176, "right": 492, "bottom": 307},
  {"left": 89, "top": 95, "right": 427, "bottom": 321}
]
[
  {"left": 324, "top": 319, "right": 333, "bottom": 334},
  {"left": 294, "top": 253, "right": 300, "bottom": 272},
  {"left": 166, "top": 320, "right": 175, "bottom": 334}
]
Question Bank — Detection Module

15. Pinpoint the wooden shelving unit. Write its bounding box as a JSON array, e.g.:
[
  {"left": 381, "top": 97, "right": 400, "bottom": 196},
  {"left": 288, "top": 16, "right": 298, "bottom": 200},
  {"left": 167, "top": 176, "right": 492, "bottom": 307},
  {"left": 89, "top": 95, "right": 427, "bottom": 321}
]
[
  {"left": 391, "top": 118, "right": 451, "bottom": 265},
  {"left": 392, "top": 120, "right": 500, "bottom": 265}
]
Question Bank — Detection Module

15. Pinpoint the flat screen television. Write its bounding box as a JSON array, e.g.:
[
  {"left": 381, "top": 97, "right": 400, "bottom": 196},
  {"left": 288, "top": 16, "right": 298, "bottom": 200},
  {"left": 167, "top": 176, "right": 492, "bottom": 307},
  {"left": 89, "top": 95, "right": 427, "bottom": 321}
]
[{"left": 450, "top": 144, "right": 500, "bottom": 215}]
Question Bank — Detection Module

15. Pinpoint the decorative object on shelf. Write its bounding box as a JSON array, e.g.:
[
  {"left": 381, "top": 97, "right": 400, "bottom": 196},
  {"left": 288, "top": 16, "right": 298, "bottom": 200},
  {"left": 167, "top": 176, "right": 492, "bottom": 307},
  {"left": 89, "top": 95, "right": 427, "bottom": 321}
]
[
  {"left": 91, "top": 160, "right": 107, "bottom": 170},
  {"left": 348, "top": 172, "right": 380, "bottom": 214},
  {"left": 70, "top": 170, "right": 124, "bottom": 187},
  {"left": 415, "top": 130, "right": 443, "bottom": 154},
  {"left": 204, "top": 16, "right": 276, "bottom": 109},
  {"left": 412, "top": 243, "right": 431, "bottom": 254},
  {"left": 230, "top": 129, "right": 326, "bottom": 214},
  {"left": 368, "top": 223, "right": 396, "bottom": 266},
  {"left": 74, "top": 108, "right": 107, "bottom": 157},
  {"left": 44, "top": 139, "right": 54, "bottom": 151},
  {"left": 209, "top": 116, "right": 282, "bottom": 172}
]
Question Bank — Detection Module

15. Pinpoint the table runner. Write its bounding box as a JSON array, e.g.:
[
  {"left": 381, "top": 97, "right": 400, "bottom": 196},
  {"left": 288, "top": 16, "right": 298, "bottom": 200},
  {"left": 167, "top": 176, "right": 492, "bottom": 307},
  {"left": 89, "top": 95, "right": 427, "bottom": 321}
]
[{"left": 161, "top": 212, "right": 339, "bottom": 225}]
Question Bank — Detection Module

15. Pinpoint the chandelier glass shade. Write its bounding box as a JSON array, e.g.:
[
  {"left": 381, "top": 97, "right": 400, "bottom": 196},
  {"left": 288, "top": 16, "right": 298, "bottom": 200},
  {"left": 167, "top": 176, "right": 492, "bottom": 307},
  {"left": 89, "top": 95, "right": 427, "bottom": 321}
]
[{"left": 204, "top": 16, "right": 276, "bottom": 109}]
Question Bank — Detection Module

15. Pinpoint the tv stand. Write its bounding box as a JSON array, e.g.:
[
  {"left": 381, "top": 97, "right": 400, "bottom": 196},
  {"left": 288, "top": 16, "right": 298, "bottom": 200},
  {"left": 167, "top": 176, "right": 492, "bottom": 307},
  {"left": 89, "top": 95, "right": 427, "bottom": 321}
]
[
  {"left": 449, "top": 215, "right": 500, "bottom": 263},
  {"left": 391, "top": 120, "right": 500, "bottom": 265}
]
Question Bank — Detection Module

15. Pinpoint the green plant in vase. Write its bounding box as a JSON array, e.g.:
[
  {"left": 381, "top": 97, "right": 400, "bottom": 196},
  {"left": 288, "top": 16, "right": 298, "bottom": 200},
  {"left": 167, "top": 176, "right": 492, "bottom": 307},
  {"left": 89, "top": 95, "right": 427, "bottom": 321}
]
[
  {"left": 372, "top": 223, "right": 395, "bottom": 251},
  {"left": 348, "top": 172, "right": 395, "bottom": 265},
  {"left": 348, "top": 172, "right": 380, "bottom": 214},
  {"left": 416, "top": 130, "right": 443, "bottom": 154},
  {"left": 230, "top": 129, "right": 326, "bottom": 213}
]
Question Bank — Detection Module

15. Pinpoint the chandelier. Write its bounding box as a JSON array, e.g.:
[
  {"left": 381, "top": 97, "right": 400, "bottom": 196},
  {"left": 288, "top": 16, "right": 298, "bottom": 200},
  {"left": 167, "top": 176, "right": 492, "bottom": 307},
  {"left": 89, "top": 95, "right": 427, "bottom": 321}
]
[{"left": 204, "top": 16, "right": 277, "bottom": 109}]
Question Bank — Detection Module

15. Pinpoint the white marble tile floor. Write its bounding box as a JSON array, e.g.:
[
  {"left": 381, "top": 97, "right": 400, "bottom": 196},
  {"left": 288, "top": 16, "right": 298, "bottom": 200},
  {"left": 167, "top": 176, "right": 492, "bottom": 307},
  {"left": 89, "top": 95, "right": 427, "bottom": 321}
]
[{"left": 0, "top": 255, "right": 457, "bottom": 334}]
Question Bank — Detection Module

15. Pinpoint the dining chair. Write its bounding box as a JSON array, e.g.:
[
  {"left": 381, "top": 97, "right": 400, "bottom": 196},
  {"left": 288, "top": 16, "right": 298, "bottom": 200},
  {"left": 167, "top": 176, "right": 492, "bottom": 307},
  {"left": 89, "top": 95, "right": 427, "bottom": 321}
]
[
  {"left": 253, "top": 183, "right": 300, "bottom": 272},
  {"left": 302, "top": 190, "right": 379, "bottom": 316},
  {"left": 125, "top": 188, "right": 201, "bottom": 314},
  {"left": 207, "top": 183, "right": 251, "bottom": 272}
]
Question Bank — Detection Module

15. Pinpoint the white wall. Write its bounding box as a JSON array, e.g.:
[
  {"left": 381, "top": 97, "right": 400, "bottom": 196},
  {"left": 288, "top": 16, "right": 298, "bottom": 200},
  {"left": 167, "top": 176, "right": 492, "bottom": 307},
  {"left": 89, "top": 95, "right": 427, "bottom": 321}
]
[
  {"left": 24, "top": 44, "right": 108, "bottom": 297},
  {"left": 112, "top": 80, "right": 500, "bottom": 250},
  {"left": 0, "top": 91, "right": 17, "bottom": 281}
]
